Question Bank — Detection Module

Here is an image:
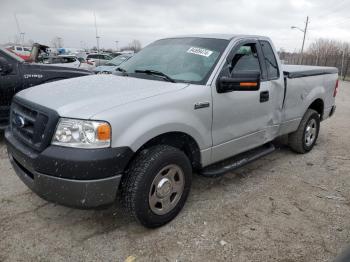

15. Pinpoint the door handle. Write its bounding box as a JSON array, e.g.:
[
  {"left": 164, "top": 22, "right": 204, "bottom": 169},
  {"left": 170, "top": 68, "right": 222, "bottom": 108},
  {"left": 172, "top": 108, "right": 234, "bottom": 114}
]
[
  {"left": 260, "top": 91, "right": 269, "bottom": 103},
  {"left": 194, "top": 101, "right": 210, "bottom": 110}
]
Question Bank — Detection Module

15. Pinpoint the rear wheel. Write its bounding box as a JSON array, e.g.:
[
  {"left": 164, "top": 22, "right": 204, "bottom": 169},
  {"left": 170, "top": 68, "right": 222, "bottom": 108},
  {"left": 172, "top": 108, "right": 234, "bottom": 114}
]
[
  {"left": 120, "top": 145, "right": 192, "bottom": 228},
  {"left": 288, "top": 109, "right": 320, "bottom": 153}
]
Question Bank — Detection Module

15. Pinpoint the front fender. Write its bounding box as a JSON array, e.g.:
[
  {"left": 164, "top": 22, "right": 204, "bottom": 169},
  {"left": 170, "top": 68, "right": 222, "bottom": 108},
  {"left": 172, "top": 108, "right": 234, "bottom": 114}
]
[{"left": 113, "top": 109, "right": 211, "bottom": 152}]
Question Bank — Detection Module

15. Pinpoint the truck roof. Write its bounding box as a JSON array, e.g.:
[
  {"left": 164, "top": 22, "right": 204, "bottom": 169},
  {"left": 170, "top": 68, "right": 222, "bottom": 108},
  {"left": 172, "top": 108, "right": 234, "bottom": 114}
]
[{"left": 164, "top": 34, "right": 271, "bottom": 41}]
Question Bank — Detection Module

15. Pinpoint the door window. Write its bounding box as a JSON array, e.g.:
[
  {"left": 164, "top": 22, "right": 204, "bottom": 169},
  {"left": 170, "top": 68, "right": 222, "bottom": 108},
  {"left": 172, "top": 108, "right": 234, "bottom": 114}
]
[
  {"left": 230, "top": 44, "right": 261, "bottom": 75},
  {"left": 62, "top": 57, "right": 77, "bottom": 63},
  {"left": 87, "top": 54, "right": 98, "bottom": 59},
  {"left": 100, "top": 55, "right": 111, "bottom": 60}
]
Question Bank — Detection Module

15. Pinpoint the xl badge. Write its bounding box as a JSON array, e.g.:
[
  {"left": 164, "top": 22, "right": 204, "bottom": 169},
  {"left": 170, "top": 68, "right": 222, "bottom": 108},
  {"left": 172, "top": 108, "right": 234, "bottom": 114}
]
[{"left": 14, "top": 114, "right": 26, "bottom": 128}]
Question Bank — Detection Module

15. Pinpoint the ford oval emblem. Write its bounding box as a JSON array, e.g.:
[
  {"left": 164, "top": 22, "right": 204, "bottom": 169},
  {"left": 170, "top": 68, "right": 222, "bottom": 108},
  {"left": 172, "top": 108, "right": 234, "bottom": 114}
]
[{"left": 14, "top": 114, "right": 26, "bottom": 128}]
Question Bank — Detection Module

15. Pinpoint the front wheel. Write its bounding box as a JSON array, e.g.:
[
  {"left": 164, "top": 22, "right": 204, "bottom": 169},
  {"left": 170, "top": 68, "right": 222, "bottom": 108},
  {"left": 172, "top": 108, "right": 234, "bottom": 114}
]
[
  {"left": 120, "top": 145, "right": 192, "bottom": 228},
  {"left": 288, "top": 109, "right": 320, "bottom": 153}
]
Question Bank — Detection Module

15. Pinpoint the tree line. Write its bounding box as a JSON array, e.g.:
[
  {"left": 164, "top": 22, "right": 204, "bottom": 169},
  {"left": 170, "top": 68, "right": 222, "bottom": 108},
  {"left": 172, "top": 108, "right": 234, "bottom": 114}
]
[{"left": 279, "top": 38, "right": 350, "bottom": 80}]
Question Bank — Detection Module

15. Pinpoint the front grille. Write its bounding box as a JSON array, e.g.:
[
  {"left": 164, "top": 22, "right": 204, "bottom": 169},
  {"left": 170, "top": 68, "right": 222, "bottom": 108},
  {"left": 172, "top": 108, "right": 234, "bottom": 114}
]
[{"left": 11, "top": 98, "right": 59, "bottom": 152}]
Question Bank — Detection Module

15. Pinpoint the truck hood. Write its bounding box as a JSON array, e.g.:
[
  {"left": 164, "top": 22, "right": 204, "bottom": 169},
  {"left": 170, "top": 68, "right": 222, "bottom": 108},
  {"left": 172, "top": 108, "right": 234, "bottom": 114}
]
[{"left": 17, "top": 75, "right": 189, "bottom": 119}]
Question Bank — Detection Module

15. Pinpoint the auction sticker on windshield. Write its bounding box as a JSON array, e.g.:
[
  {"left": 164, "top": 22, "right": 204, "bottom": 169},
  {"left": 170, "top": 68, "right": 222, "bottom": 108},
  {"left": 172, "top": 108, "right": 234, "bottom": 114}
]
[{"left": 187, "top": 47, "right": 213, "bottom": 57}]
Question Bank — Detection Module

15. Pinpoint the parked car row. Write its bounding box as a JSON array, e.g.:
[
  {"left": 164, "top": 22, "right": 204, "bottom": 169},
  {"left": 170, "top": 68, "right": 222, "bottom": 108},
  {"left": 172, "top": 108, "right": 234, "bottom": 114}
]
[
  {"left": 1, "top": 34, "right": 338, "bottom": 229},
  {"left": 5, "top": 44, "right": 133, "bottom": 73}
]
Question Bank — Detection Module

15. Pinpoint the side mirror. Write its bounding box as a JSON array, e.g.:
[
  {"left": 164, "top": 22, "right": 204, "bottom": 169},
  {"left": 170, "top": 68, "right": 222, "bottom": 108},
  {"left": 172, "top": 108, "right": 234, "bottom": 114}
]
[
  {"left": 217, "top": 71, "right": 260, "bottom": 93},
  {"left": 0, "top": 57, "right": 13, "bottom": 75}
]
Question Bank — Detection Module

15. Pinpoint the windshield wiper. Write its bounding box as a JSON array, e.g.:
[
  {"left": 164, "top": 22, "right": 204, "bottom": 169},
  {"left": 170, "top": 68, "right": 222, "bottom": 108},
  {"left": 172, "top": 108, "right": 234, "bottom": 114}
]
[
  {"left": 134, "top": 69, "right": 176, "bottom": 83},
  {"left": 115, "top": 67, "right": 128, "bottom": 76}
]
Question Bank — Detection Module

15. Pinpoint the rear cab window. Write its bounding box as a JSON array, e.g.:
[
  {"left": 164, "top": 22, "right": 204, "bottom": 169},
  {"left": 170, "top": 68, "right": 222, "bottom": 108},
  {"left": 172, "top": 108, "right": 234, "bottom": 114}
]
[{"left": 259, "top": 40, "right": 279, "bottom": 80}]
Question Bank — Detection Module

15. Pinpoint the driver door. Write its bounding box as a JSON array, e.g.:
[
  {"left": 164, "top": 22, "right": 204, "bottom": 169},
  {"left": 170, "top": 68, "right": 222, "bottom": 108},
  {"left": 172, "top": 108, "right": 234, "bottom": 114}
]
[{"left": 211, "top": 40, "right": 272, "bottom": 163}]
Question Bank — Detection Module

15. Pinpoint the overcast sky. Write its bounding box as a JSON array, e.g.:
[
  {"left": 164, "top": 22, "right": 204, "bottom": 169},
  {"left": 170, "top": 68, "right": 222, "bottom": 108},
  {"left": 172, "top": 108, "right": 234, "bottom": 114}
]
[{"left": 1, "top": 0, "right": 350, "bottom": 52}]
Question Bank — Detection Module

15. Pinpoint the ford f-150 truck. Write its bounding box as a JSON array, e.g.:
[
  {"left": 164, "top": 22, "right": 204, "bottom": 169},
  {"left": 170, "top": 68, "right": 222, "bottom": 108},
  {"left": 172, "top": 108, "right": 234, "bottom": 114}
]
[
  {"left": 5, "top": 34, "right": 338, "bottom": 228},
  {"left": 0, "top": 47, "right": 91, "bottom": 129}
]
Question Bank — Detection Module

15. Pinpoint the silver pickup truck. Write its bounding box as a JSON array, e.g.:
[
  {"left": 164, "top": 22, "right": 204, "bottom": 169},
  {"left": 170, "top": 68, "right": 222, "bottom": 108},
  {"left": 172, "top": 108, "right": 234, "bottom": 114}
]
[{"left": 5, "top": 34, "right": 338, "bottom": 228}]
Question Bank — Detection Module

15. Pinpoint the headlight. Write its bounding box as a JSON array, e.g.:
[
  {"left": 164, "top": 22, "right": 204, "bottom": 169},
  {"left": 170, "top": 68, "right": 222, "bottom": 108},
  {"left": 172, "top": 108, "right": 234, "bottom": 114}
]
[{"left": 52, "top": 118, "right": 111, "bottom": 148}]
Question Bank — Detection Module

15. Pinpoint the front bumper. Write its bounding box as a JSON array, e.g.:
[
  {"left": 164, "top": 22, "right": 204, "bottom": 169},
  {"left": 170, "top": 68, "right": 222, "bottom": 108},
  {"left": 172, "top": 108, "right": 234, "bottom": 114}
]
[
  {"left": 5, "top": 130, "right": 134, "bottom": 208},
  {"left": 9, "top": 154, "right": 122, "bottom": 208}
]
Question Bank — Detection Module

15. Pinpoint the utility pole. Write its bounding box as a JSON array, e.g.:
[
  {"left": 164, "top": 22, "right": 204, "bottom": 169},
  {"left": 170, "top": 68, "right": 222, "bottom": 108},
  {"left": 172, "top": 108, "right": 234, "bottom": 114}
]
[
  {"left": 14, "top": 13, "right": 25, "bottom": 46},
  {"left": 93, "top": 12, "right": 100, "bottom": 53},
  {"left": 57, "top": 37, "right": 63, "bottom": 48},
  {"left": 300, "top": 16, "right": 309, "bottom": 64},
  {"left": 20, "top": 32, "right": 25, "bottom": 46},
  {"left": 341, "top": 46, "right": 346, "bottom": 79},
  {"left": 115, "top": 41, "right": 119, "bottom": 51},
  {"left": 291, "top": 16, "right": 309, "bottom": 64}
]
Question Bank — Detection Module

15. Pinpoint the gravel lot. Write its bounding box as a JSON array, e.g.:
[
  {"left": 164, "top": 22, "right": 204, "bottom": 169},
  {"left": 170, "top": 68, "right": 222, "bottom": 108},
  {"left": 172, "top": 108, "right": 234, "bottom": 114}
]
[{"left": 1, "top": 81, "right": 349, "bottom": 262}]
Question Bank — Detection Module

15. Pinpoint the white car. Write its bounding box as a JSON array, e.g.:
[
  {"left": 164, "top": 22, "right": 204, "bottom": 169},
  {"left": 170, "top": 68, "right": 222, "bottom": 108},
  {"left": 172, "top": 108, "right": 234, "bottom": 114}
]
[
  {"left": 86, "top": 53, "right": 113, "bottom": 66},
  {"left": 43, "top": 55, "right": 95, "bottom": 71}
]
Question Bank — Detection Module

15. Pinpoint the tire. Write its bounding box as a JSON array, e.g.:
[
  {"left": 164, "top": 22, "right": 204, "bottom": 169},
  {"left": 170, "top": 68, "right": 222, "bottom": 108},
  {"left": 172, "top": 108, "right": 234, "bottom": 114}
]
[
  {"left": 120, "top": 145, "right": 192, "bottom": 228},
  {"left": 288, "top": 109, "right": 320, "bottom": 154}
]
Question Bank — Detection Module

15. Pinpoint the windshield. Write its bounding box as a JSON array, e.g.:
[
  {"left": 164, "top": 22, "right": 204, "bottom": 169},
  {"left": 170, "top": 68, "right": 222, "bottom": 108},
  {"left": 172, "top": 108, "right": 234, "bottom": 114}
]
[
  {"left": 106, "top": 55, "right": 131, "bottom": 66},
  {"left": 120, "top": 37, "right": 229, "bottom": 84}
]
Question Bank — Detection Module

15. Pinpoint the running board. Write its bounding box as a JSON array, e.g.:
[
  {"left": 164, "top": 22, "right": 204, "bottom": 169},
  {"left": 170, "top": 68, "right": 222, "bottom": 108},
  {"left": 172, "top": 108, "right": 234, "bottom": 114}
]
[{"left": 200, "top": 143, "right": 275, "bottom": 177}]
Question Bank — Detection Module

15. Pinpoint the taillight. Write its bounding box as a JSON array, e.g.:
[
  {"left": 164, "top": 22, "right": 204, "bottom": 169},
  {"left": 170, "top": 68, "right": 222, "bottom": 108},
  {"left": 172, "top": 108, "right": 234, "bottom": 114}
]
[
  {"left": 87, "top": 61, "right": 93, "bottom": 65},
  {"left": 333, "top": 79, "right": 339, "bottom": 97}
]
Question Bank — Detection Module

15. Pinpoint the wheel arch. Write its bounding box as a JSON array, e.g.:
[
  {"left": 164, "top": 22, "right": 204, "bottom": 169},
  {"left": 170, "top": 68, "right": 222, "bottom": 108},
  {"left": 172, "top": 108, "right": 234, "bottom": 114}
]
[
  {"left": 308, "top": 98, "right": 324, "bottom": 120},
  {"left": 130, "top": 131, "right": 202, "bottom": 171}
]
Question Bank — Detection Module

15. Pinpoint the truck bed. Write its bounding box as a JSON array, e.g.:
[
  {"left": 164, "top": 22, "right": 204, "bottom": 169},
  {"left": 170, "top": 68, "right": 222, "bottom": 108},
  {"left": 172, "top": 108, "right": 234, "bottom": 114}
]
[
  {"left": 280, "top": 64, "right": 338, "bottom": 133},
  {"left": 282, "top": 65, "right": 338, "bottom": 79}
]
